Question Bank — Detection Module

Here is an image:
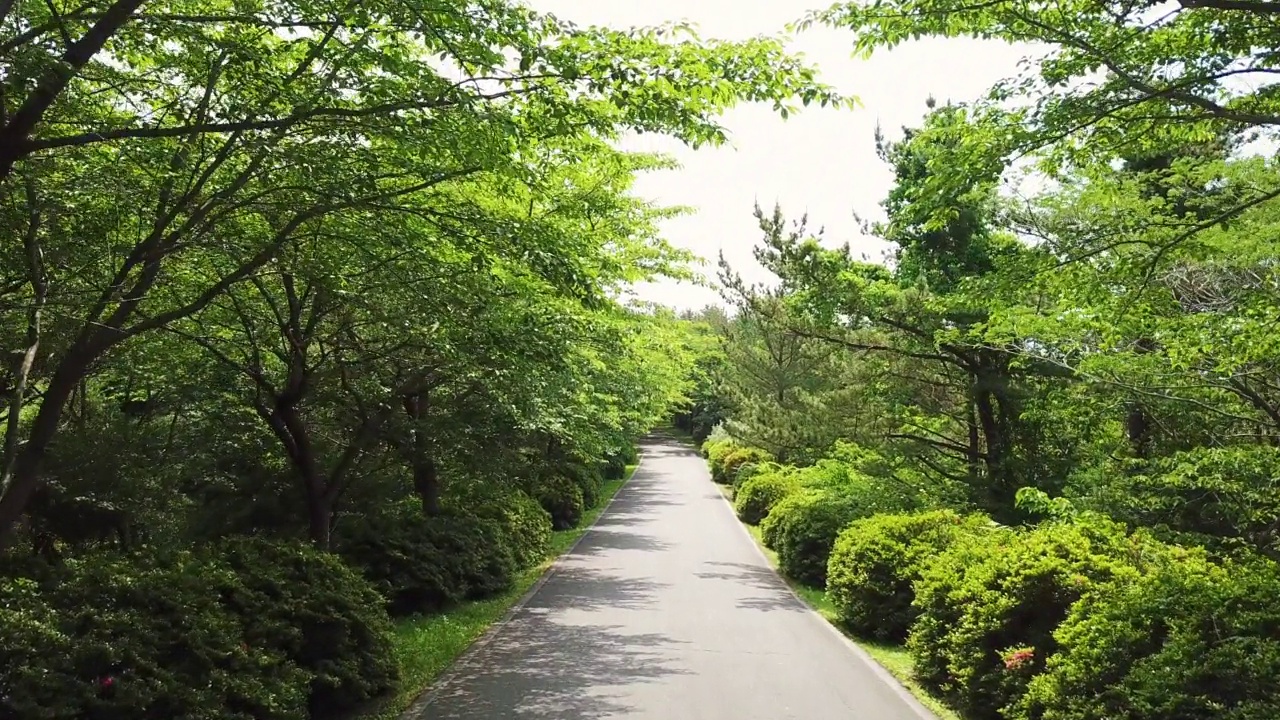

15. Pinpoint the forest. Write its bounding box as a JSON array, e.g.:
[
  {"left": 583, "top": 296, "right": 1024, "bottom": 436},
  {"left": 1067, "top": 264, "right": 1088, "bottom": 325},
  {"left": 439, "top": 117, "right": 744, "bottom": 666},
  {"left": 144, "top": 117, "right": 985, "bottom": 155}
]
[
  {"left": 686, "top": 1, "right": 1280, "bottom": 719},
  {"left": 3, "top": 0, "right": 1280, "bottom": 719}
]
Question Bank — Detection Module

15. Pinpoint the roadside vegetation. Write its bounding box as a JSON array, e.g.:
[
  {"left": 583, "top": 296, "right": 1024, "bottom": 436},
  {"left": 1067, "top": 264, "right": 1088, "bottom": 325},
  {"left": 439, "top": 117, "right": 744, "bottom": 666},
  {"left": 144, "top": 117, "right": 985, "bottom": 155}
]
[{"left": 686, "top": 3, "right": 1280, "bottom": 719}]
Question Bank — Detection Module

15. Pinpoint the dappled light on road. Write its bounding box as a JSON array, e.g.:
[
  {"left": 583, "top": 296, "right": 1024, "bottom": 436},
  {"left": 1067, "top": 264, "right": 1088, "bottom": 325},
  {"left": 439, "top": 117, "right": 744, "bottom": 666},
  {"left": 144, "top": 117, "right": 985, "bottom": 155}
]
[{"left": 408, "top": 437, "right": 933, "bottom": 720}]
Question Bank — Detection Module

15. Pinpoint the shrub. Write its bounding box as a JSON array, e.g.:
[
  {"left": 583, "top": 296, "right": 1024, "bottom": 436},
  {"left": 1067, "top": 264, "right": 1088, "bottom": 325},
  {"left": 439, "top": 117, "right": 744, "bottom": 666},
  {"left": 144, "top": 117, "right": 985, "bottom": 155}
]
[
  {"left": 530, "top": 474, "right": 586, "bottom": 530},
  {"left": 209, "top": 537, "right": 398, "bottom": 717},
  {"left": 703, "top": 436, "right": 738, "bottom": 476},
  {"left": 702, "top": 423, "right": 733, "bottom": 456},
  {"left": 603, "top": 443, "right": 639, "bottom": 480},
  {"left": 731, "top": 460, "right": 766, "bottom": 487},
  {"left": 1015, "top": 554, "right": 1280, "bottom": 720},
  {"left": 909, "top": 519, "right": 1150, "bottom": 720},
  {"left": 734, "top": 468, "right": 799, "bottom": 525},
  {"left": 0, "top": 583, "right": 80, "bottom": 718},
  {"left": 826, "top": 441, "right": 893, "bottom": 476},
  {"left": 759, "top": 489, "right": 866, "bottom": 587},
  {"left": 564, "top": 463, "right": 604, "bottom": 510},
  {"left": 336, "top": 504, "right": 520, "bottom": 615},
  {"left": 794, "top": 456, "right": 922, "bottom": 514},
  {"left": 826, "top": 510, "right": 988, "bottom": 641},
  {"left": 603, "top": 455, "right": 627, "bottom": 480},
  {"left": 448, "top": 484, "right": 552, "bottom": 570},
  {"left": 0, "top": 552, "right": 311, "bottom": 720},
  {"left": 717, "top": 446, "right": 772, "bottom": 485}
]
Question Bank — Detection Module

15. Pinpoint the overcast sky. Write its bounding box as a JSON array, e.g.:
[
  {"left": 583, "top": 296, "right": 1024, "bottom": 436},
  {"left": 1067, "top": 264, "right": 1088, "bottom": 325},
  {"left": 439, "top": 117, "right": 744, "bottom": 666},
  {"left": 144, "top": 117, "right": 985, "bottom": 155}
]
[{"left": 526, "top": 0, "right": 1031, "bottom": 310}]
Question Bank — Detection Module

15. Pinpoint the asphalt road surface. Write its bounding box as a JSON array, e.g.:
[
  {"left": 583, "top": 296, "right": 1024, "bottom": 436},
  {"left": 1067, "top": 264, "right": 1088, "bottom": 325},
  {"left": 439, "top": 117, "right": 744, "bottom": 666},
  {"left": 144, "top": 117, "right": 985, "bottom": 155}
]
[{"left": 406, "top": 435, "right": 937, "bottom": 720}]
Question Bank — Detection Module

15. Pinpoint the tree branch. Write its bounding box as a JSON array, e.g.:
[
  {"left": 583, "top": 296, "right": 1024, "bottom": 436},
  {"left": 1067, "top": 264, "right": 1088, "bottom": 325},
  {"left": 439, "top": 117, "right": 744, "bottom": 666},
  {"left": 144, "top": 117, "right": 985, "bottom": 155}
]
[
  {"left": 0, "top": 0, "right": 146, "bottom": 178},
  {"left": 1179, "top": 0, "right": 1280, "bottom": 14}
]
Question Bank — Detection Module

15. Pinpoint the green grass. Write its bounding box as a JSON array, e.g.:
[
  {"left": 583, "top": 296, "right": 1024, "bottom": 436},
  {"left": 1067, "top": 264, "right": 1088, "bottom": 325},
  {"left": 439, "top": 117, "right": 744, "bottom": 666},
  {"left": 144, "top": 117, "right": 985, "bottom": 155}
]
[
  {"left": 736, "top": 514, "right": 960, "bottom": 720},
  {"left": 360, "top": 466, "right": 637, "bottom": 720}
]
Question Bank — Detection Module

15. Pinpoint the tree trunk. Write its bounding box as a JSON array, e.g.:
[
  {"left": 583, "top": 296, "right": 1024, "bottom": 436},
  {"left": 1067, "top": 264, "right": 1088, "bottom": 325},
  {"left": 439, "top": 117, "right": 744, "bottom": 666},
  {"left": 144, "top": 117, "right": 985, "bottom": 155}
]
[
  {"left": 966, "top": 374, "right": 982, "bottom": 480},
  {"left": 306, "top": 490, "right": 332, "bottom": 550},
  {"left": 1125, "top": 402, "right": 1151, "bottom": 459},
  {"left": 973, "top": 387, "right": 1004, "bottom": 507},
  {"left": 1127, "top": 337, "right": 1155, "bottom": 460},
  {"left": 0, "top": 346, "right": 97, "bottom": 550},
  {"left": 279, "top": 406, "right": 332, "bottom": 548},
  {"left": 413, "top": 456, "right": 441, "bottom": 517},
  {"left": 401, "top": 391, "right": 441, "bottom": 516}
]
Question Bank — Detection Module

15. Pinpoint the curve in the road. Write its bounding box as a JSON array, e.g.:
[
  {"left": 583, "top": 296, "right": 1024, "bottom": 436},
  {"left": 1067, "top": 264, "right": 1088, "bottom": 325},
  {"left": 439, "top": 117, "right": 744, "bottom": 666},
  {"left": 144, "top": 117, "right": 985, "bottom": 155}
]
[{"left": 404, "top": 435, "right": 939, "bottom": 720}]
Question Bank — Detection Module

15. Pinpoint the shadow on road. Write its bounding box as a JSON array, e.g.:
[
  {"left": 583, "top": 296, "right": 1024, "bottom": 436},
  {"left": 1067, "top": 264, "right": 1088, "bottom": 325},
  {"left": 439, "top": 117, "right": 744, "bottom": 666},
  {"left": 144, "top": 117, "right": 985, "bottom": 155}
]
[
  {"left": 408, "top": 440, "right": 696, "bottom": 719},
  {"left": 695, "top": 560, "right": 809, "bottom": 613},
  {"left": 573, "top": 526, "right": 674, "bottom": 555},
  {"left": 419, "top": 609, "right": 692, "bottom": 719},
  {"left": 525, "top": 565, "right": 669, "bottom": 612},
  {"left": 407, "top": 435, "right": 935, "bottom": 720}
]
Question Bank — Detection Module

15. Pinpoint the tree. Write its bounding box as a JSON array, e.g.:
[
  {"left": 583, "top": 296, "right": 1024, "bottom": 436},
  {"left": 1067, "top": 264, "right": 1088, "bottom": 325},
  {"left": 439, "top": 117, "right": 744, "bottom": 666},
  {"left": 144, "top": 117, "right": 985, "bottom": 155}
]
[
  {"left": 719, "top": 107, "right": 1071, "bottom": 520},
  {"left": 0, "top": 1, "right": 847, "bottom": 546}
]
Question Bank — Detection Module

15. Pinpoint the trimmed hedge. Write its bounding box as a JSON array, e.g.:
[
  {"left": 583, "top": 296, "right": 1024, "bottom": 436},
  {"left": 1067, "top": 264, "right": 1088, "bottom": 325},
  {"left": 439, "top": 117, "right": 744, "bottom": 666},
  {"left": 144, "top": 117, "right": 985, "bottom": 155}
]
[
  {"left": 733, "top": 468, "right": 800, "bottom": 525},
  {"left": 603, "top": 443, "right": 639, "bottom": 480},
  {"left": 1016, "top": 554, "right": 1280, "bottom": 720},
  {"left": 794, "top": 456, "right": 922, "bottom": 515},
  {"left": 826, "top": 510, "right": 989, "bottom": 641},
  {"left": 603, "top": 455, "right": 627, "bottom": 480},
  {"left": 530, "top": 474, "right": 586, "bottom": 530},
  {"left": 701, "top": 435, "right": 742, "bottom": 479},
  {"left": 0, "top": 553, "right": 310, "bottom": 720},
  {"left": 759, "top": 489, "right": 865, "bottom": 587},
  {"left": 730, "top": 460, "right": 771, "bottom": 491},
  {"left": 716, "top": 446, "right": 772, "bottom": 485},
  {"left": 336, "top": 504, "right": 520, "bottom": 615},
  {"left": 208, "top": 537, "right": 398, "bottom": 717},
  {"left": 0, "top": 539, "right": 397, "bottom": 720},
  {"left": 565, "top": 464, "right": 604, "bottom": 510},
  {"left": 448, "top": 485, "right": 553, "bottom": 570},
  {"left": 909, "top": 519, "right": 1150, "bottom": 720}
]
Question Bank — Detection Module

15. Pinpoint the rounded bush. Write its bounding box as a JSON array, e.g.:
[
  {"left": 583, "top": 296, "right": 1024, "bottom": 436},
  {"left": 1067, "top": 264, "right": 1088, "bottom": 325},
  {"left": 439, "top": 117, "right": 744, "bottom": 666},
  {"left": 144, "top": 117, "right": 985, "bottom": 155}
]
[
  {"left": 209, "top": 537, "right": 398, "bottom": 717},
  {"left": 703, "top": 438, "right": 738, "bottom": 476},
  {"left": 564, "top": 464, "right": 604, "bottom": 510},
  {"left": 734, "top": 469, "right": 799, "bottom": 525},
  {"left": 759, "top": 489, "right": 866, "bottom": 587},
  {"left": 1015, "top": 555, "right": 1280, "bottom": 720},
  {"left": 532, "top": 474, "right": 586, "bottom": 530},
  {"left": 826, "top": 510, "right": 987, "bottom": 641},
  {"left": 603, "top": 443, "right": 639, "bottom": 480},
  {"left": 794, "top": 458, "right": 923, "bottom": 514},
  {"left": 0, "top": 552, "right": 310, "bottom": 720},
  {"left": 336, "top": 505, "right": 519, "bottom": 615},
  {"left": 909, "top": 519, "right": 1148, "bottom": 720},
  {"left": 731, "top": 460, "right": 767, "bottom": 489},
  {"left": 721, "top": 445, "right": 768, "bottom": 484},
  {"left": 449, "top": 485, "right": 552, "bottom": 570},
  {"left": 603, "top": 455, "right": 628, "bottom": 480}
]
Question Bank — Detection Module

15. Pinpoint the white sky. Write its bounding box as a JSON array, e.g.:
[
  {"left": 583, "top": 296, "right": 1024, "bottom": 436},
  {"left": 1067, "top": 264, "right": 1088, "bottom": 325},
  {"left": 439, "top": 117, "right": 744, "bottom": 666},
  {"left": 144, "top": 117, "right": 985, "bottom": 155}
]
[{"left": 527, "top": 0, "right": 1033, "bottom": 311}]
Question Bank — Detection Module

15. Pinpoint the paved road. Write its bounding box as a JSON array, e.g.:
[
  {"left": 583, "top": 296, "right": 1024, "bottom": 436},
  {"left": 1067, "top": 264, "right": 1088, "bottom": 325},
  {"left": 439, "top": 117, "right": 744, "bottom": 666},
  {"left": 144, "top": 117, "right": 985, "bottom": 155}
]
[{"left": 407, "top": 436, "right": 936, "bottom": 720}]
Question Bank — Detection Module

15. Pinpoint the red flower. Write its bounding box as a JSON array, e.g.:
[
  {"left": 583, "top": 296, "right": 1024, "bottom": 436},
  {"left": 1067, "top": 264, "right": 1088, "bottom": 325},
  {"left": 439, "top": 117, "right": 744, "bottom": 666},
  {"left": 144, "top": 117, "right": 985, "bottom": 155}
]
[
  {"left": 99, "top": 676, "right": 115, "bottom": 688},
  {"left": 1003, "top": 647, "right": 1035, "bottom": 671}
]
